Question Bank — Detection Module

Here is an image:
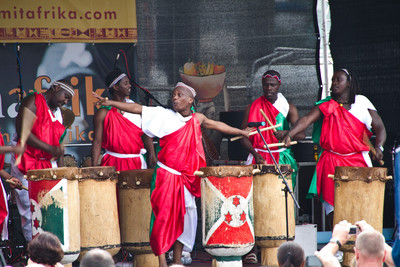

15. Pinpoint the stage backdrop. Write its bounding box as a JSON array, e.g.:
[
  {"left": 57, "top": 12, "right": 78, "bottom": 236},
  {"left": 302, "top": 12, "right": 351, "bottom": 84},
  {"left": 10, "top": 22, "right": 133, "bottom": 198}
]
[
  {"left": 0, "top": 0, "right": 137, "bottom": 42},
  {"left": 0, "top": 43, "right": 140, "bottom": 166}
]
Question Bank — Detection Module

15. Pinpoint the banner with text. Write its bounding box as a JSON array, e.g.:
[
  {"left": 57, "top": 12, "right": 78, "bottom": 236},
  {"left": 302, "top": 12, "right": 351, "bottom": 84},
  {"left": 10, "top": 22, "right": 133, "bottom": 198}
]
[{"left": 0, "top": 0, "right": 137, "bottom": 42}]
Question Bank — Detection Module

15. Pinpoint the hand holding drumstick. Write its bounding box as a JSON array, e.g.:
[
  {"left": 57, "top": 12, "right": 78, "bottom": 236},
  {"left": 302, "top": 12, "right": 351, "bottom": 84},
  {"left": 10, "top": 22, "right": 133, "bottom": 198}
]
[
  {"left": 259, "top": 109, "right": 290, "bottom": 140},
  {"left": 230, "top": 124, "right": 282, "bottom": 141}
]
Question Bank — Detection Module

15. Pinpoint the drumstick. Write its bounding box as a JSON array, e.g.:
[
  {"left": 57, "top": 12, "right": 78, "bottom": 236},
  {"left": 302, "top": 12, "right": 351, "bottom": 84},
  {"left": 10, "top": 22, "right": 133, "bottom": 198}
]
[
  {"left": 362, "top": 132, "right": 384, "bottom": 166},
  {"left": 263, "top": 141, "right": 297, "bottom": 148},
  {"left": 230, "top": 123, "right": 282, "bottom": 142},
  {"left": 6, "top": 179, "right": 28, "bottom": 191},
  {"left": 260, "top": 109, "right": 277, "bottom": 133},
  {"left": 194, "top": 171, "right": 204, "bottom": 176},
  {"left": 15, "top": 108, "right": 37, "bottom": 166}
]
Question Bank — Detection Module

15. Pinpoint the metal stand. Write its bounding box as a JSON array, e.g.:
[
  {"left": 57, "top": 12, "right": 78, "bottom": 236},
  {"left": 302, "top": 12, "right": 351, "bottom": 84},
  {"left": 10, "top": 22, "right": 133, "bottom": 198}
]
[
  {"left": 254, "top": 126, "right": 300, "bottom": 240},
  {"left": 130, "top": 79, "right": 166, "bottom": 108},
  {"left": 15, "top": 43, "right": 24, "bottom": 103}
]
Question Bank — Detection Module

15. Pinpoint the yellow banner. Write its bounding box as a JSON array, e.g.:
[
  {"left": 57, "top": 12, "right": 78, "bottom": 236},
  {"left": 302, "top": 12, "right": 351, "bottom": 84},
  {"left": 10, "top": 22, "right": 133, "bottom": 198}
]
[{"left": 0, "top": 0, "right": 137, "bottom": 43}]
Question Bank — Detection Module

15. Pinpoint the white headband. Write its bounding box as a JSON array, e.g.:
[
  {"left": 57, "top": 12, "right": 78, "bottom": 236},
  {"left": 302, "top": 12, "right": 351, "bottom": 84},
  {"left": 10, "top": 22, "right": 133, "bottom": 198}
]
[
  {"left": 175, "top": 82, "right": 196, "bottom": 97},
  {"left": 53, "top": 81, "right": 75, "bottom": 96},
  {"left": 340, "top": 68, "right": 351, "bottom": 81},
  {"left": 108, "top": 73, "right": 127, "bottom": 88}
]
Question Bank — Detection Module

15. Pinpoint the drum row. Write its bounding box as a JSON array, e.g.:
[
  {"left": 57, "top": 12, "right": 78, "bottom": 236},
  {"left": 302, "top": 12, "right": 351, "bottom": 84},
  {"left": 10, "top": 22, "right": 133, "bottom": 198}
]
[
  {"left": 27, "top": 167, "right": 159, "bottom": 266},
  {"left": 26, "top": 165, "right": 391, "bottom": 267}
]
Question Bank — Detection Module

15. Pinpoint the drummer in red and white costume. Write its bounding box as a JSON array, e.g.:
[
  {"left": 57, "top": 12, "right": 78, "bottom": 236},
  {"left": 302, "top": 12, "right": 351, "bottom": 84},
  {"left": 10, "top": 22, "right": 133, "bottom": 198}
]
[
  {"left": 283, "top": 69, "right": 386, "bottom": 223},
  {"left": 10, "top": 80, "right": 74, "bottom": 242},
  {"left": 92, "top": 70, "right": 156, "bottom": 170},
  {"left": 93, "top": 82, "right": 250, "bottom": 267}
]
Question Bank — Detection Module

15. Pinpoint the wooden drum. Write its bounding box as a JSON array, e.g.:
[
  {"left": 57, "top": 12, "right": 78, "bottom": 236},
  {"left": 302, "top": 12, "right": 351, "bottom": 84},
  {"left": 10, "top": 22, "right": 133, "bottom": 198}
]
[
  {"left": 253, "top": 164, "right": 295, "bottom": 267},
  {"left": 117, "top": 169, "right": 158, "bottom": 266},
  {"left": 199, "top": 165, "right": 254, "bottom": 267},
  {"left": 78, "top": 166, "right": 120, "bottom": 258},
  {"left": 331, "top": 166, "right": 392, "bottom": 266},
  {"left": 27, "top": 167, "right": 80, "bottom": 265}
]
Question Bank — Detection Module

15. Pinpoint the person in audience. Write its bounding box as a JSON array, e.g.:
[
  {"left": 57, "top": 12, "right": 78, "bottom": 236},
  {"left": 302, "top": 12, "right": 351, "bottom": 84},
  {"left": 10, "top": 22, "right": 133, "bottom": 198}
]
[
  {"left": 315, "top": 220, "right": 394, "bottom": 267},
  {"left": 80, "top": 248, "right": 115, "bottom": 267},
  {"left": 277, "top": 241, "right": 305, "bottom": 267},
  {"left": 27, "top": 231, "right": 64, "bottom": 267}
]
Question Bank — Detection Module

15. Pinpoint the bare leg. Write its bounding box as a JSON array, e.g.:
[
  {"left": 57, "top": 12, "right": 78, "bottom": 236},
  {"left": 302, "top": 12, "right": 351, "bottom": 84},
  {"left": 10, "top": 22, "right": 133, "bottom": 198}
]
[
  {"left": 158, "top": 253, "right": 168, "bottom": 267},
  {"left": 173, "top": 240, "right": 184, "bottom": 264}
]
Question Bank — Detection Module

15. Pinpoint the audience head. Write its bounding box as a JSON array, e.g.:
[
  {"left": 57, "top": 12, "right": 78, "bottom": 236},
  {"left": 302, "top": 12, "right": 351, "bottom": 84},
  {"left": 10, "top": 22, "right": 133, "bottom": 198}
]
[
  {"left": 27, "top": 232, "right": 64, "bottom": 266},
  {"left": 354, "top": 230, "right": 386, "bottom": 261},
  {"left": 277, "top": 241, "right": 305, "bottom": 267},
  {"left": 80, "top": 248, "right": 115, "bottom": 267}
]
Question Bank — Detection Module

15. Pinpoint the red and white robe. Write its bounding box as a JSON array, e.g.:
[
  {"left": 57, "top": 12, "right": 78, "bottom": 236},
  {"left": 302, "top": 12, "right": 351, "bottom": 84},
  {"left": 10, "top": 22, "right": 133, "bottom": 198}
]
[
  {"left": 141, "top": 106, "right": 206, "bottom": 256},
  {"left": 246, "top": 94, "right": 298, "bottom": 188},
  {"left": 100, "top": 101, "right": 146, "bottom": 171},
  {"left": 311, "top": 95, "right": 375, "bottom": 211}
]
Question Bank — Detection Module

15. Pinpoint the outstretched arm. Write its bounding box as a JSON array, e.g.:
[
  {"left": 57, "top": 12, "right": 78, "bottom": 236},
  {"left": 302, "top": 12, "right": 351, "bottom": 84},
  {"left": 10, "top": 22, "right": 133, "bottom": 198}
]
[
  {"left": 92, "top": 92, "right": 143, "bottom": 114},
  {"left": 0, "top": 145, "right": 24, "bottom": 155},
  {"left": 196, "top": 113, "right": 250, "bottom": 137},
  {"left": 282, "top": 106, "right": 323, "bottom": 147}
]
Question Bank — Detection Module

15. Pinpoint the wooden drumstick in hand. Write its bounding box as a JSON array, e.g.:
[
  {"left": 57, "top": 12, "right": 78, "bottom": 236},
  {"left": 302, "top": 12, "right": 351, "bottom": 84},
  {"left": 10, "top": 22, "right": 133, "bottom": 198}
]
[
  {"left": 260, "top": 109, "right": 277, "bottom": 133},
  {"left": 362, "top": 132, "right": 384, "bottom": 166},
  {"left": 263, "top": 141, "right": 297, "bottom": 148},
  {"left": 230, "top": 123, "right": 282, "bottom": 141},
  {"left": 15, "top": 108, "right": 37, "bottom": 166},
  {"left": 6, "top": 179, "right": 28, "bottom": 191}
]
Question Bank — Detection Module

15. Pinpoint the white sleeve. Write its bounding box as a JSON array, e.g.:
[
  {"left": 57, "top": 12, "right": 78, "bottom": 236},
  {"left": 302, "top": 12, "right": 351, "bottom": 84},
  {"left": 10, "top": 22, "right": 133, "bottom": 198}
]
[
  {"left": 349, "top": 95, "right": 376, "bottom": 130},
  {"left": 141, "top": 106, "right": 183, "bottom": 138},
  {"left": 357, "top": 95, "right": 376, "bottom": 111}
]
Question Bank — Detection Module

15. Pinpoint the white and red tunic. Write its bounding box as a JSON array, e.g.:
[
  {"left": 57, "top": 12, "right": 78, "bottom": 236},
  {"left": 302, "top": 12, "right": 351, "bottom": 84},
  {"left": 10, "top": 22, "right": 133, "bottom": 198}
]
[
  {"left": 18, "top": 93, "right": 65, "bottom": 175},
  {"left": 100, "top": 100, "right": 146, "bottom": 171},
  {"left": 141, "top": 107, "right": 206, "bottom": 256},
  {"left": 314, "top": 95, "right": 375, "bottom": 207}
]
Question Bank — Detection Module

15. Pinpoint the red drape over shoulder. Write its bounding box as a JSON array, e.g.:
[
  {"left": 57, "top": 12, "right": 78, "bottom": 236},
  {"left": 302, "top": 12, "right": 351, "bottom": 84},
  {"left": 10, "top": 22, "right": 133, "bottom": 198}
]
[
  {"left": 150, "top": 114, "right": 206, "bottom": 256},
  {"left": 100, "top": 108, "right": 145, "bottom": 171},
  {"left": 18, "top": 93, "right": 65, "bottom": 174},
  {"left": 247, "top": 96, "right": 280, "bottom": 163},
  {"left": 316, "top": 100, "right": 372, "bottom": 205}
]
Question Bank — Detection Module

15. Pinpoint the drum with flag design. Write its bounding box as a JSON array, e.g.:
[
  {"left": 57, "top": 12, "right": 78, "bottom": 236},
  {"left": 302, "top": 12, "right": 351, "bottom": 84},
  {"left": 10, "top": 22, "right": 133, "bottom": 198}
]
[
  {"left": 331, "top": 166, "right": 392, "bottom": 266},
  {"left": 199, "top": 165, "right": 254, "bottom": 267},
  {"left": 78, "top": 166, "right": 120, "bottom": 258},
  {"left": 253, "top": 164, "right": 295, "bottom": 267},
  {"left": 27, "top": 167, "right": 80, "bottom": 265},
  {"left": 117, "top": 169, "right": 158, "bottom": 266}
]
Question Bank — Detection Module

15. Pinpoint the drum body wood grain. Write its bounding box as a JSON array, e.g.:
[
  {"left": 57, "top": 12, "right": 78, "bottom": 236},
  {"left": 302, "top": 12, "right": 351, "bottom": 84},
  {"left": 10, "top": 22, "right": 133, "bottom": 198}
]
[
  {"left": 27, "top": 167, "right": 80, "bottom": 265},
  {"left": 253, "top": 164, "right": 295, "bottom": 267},
  {"left": 200, "top": 165, "right": 254, "bottom": 267},
  {"left": 332, "top": 166, "right": 391, "bottom": 266},
  {"left": 78, "top": 166, "right": 120, "bottom": 258},
  {"left": 118, "top": 169, "right": 158, "bottom": 267}
]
